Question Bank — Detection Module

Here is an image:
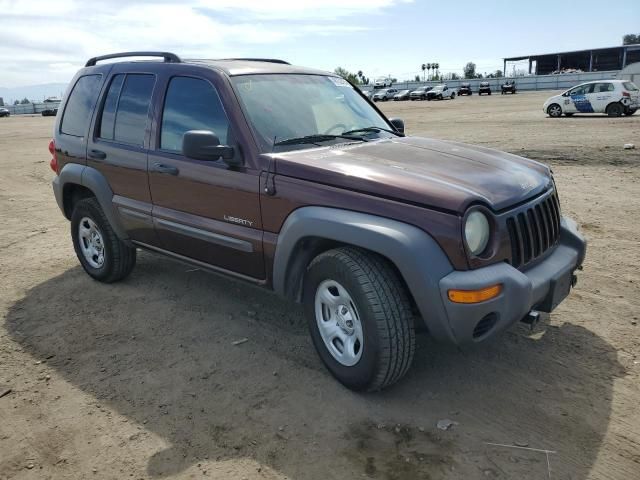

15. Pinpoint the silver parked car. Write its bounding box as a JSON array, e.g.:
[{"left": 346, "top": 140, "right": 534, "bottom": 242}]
[
  {"left": 372, "top": 88, "right": 398, "bottom": 102},
  {"left": 410, "top": 86, "right": 432, "bottom": 100},
  {"left": 393, "top": 90, "right": 411, "bottom": 101}
]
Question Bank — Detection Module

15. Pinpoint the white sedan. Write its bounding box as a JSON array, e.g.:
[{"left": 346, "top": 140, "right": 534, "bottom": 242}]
[{"left": 543, "top": 80, "right": 638, "bottom": 117}]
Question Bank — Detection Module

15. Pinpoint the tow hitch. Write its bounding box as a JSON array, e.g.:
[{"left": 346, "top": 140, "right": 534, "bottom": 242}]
[{"left": 521, "top": 310, "right": 541, "bottom": 330}]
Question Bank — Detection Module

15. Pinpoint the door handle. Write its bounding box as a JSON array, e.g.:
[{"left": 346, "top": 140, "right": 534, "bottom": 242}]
[
  {"left": 152, "top": 162, "right": 179, "bottom": 175},
  {"left": 88, "top": 149, "right": 107, "bottom": 160}
]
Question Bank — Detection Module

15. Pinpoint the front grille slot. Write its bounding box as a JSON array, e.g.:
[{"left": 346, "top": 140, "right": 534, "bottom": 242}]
[{"left": 507, "top": 191, "right": 561, "bottom": 269}]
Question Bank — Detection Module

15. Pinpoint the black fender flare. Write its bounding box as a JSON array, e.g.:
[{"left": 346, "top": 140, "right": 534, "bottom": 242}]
[
  {"left": 272, "top": 207, "right": 457, "bottom": 342},
  {"left": 53, "top": 163, "right": 130, "bottom": 242}
]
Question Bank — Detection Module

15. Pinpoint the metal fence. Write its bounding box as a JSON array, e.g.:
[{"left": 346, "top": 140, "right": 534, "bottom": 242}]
[
  {"left": 2, "top": 101, "right": 61, "bottom": 115},
  {"left": 361, "top": 70, "right": 620, "bottom": 93}
]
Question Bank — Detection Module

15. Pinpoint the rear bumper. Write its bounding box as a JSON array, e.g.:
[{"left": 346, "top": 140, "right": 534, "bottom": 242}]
[{"left": 436, "top": 216, "right": 586, "bottom": 346}]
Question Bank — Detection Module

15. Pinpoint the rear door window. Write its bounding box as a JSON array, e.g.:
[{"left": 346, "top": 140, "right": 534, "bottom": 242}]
[
  {"left": 593, "top": 83, "right": 614, "bottom": 93},
  {"left": 98, "top": 74, "right": 125, "bottom": 140},
  {"left": 97, "top": 73, "right": 155, "bottom": 146},
  {"left": 113, "top": 74, "right": 155, "bottom": 146},
  {"left": 60, "top": 75, "right": 102, "bottom": 137},
  {"left": 160, "top": 76, "right": 230, "bottom": 152}
]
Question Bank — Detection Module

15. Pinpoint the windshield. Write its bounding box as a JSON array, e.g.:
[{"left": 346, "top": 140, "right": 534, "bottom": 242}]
[
  {"left": 432, "top": 86, "right": 444, "bottom": 91},
  {"left": 232, "top": 74, "right": 392, "bottom": 152}
]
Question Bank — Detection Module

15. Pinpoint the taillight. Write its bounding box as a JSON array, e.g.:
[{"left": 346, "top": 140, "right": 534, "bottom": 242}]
[
  {"left": 49, "top": 139, "right": 58, "bottom": 174},
  {"left": 622, "top": 91, "right": 630, "bottom": 97}
]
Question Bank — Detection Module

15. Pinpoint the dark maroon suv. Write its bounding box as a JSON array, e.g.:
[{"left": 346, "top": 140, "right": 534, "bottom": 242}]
[{"left": 50, "top": 52, "right": 586, "bottom": 391}]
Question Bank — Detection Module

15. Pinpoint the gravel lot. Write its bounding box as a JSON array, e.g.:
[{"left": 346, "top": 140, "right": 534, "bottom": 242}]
[{"left": 1, "top": 91, "right": 639, "bottom": 480}]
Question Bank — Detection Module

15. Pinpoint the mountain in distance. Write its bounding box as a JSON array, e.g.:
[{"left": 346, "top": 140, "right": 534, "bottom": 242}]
[{"left": 0, "top": 83, "right": 69, "bottom": 104}]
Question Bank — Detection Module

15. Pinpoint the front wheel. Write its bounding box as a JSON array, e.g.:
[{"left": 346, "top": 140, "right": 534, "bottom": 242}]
[
  {"left": 625, "top": 109, "right": 637, "bottom": 116},
  {"left": 71, "top": 197, "right": 136, "bottom": 283},
  {"left": 450, "top": 93, "right": 455, "bottom": 99},
  {"left": 303, "top": 247, "right": 415, "bottom": 391},
  {"left": 547, "top": 103, "right": 562, "bottom": 118}
]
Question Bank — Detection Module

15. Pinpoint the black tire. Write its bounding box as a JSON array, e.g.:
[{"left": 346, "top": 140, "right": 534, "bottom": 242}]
[
  {"left": 547, "top": 103, "right": 562, "bottom": 118},
  {"left": 624, "top": 109, "right": 637, "bottom": 116},
  {"left": 488, "top": 91, "right": 492, "bottom": 95},
  {"left": 303, "top": 247, "right": 415, "bottom": 392},
  {"left": 606, "top": 102, "right": 624, "bottom": 117},
  {"left": 71, "top": 197, "right": 136, "bottom": 283},
  {"left": 450, "top": 93, "right": 455, "bottom": 99},
  {"left": 437, "top": 94, "right": 443, "bottom": 100}
]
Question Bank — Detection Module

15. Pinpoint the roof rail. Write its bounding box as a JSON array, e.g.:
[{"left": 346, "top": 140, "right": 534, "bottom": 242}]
[
  {"left": 85, "top": 51, "right": 182, "bottom": 67},
  {"left": 217, "top": 58, "right": 290, "bottom": 65}
]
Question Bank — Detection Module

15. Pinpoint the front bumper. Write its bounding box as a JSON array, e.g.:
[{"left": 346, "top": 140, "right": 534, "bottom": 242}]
[{"left": 437, "top": 216, "right": 586, "bottom": 346}]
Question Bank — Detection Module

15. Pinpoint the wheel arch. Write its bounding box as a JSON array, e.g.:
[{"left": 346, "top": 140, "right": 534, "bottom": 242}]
[
  {"left": 547, "top": 102, "right": 562, "bottom": 116},
  {"left": 605, "top": 101, "right": 624, "bottom": 115},
  {"left": 272, "top": 207, "right": 457, "bottom": 342},
  {"left": 55, "top": 163, "right": 130, "bottom": 242}
]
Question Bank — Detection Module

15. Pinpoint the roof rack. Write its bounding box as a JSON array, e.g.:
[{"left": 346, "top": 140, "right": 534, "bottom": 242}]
[
  {"left": 216, "top": 58, "right": 290, "bottom": 65},
  {"left": 85, "top": 51, "right": 182, "bottom": 67}
]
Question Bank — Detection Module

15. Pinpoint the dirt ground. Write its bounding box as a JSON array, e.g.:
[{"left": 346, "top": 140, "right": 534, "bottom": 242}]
[{"left": 1, "top": 91, "right": 639, "bottom": 480}]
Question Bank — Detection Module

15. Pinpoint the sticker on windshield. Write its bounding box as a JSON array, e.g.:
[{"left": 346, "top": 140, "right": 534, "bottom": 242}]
[{"left": 328, "top": 76, "right": 350, "bottom": 87}]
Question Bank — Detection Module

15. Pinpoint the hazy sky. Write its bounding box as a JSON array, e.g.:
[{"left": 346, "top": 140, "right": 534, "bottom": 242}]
[{"left": 0, "top": 0, "right": 638, "bottom": 87}]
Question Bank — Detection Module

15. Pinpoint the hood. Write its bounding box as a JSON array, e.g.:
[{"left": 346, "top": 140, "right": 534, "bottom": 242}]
[
  {"left": 544, "top": 94, "right": 563, "bottom": 106},
  {"left": 270, "top": 137, "right": 551, "bottom": 213}
]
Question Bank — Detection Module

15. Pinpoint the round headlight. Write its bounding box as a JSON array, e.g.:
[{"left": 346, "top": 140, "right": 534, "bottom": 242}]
[{"left": 464, "top": 210, "right": 490, "bottom": 256}]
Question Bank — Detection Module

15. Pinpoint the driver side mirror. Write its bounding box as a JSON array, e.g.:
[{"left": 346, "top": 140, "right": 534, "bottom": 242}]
[
  {"left": 389, "top": 118, "right": 405, "bottom": 134},
  {"left": 182, "top": 130, "right": 240, "bottom": 167}
]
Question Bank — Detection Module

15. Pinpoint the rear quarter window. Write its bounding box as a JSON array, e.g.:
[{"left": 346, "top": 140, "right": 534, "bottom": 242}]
[{"left": 60, "top": 75, "right": 102, "bottom": 137}]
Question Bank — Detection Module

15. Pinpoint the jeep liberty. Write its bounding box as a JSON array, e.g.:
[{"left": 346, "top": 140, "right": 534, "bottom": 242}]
[{"left": 50, "top": 52, "right": 586, "bottom": 391}]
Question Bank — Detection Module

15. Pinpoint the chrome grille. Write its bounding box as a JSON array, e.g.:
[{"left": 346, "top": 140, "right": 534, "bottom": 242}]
[{"left": 507, "top": 191, "right": 561, "bottom": 269}]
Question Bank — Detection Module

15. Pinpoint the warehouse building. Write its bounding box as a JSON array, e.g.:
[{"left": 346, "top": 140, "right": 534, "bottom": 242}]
[{"left": 504, "top": 44, "right": 640, "bottom": 76}]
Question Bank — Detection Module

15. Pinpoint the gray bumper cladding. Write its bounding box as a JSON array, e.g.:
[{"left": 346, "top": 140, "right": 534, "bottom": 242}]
[{"left": 438, "top": 216, "right": 586, "bottom": 345}]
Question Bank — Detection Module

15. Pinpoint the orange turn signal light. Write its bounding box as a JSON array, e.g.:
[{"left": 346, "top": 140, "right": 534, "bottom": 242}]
[{"left": 447, "top": 284, "right": 503, "bottom": 304}]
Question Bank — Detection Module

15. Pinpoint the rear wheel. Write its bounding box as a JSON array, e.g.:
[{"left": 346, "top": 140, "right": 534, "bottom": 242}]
[
  {"left": 450, "top": 93, "right": 455, "bottom": 99},
  {"left": 606, "top": 102, "right": 624, "bottom": 117},
  {"left": 303, "top": 247, "right": 415, "bottom": 391},
  {"left": 624, "top": 108, "right": 636, "bottom": 116},
  {"left": 547, "top": 103, "right": 563, "bottom": 118},
  {"left": 71, "top": 197, "right": 136, "bottom": 282}
]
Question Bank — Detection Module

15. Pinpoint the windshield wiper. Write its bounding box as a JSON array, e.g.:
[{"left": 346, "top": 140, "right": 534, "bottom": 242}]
[
  {"left": 273, "top": 133, "right": 366, "bottom": 147},
  {"left": 342, "top": 126, "right": 400, "bottom": 136}
]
